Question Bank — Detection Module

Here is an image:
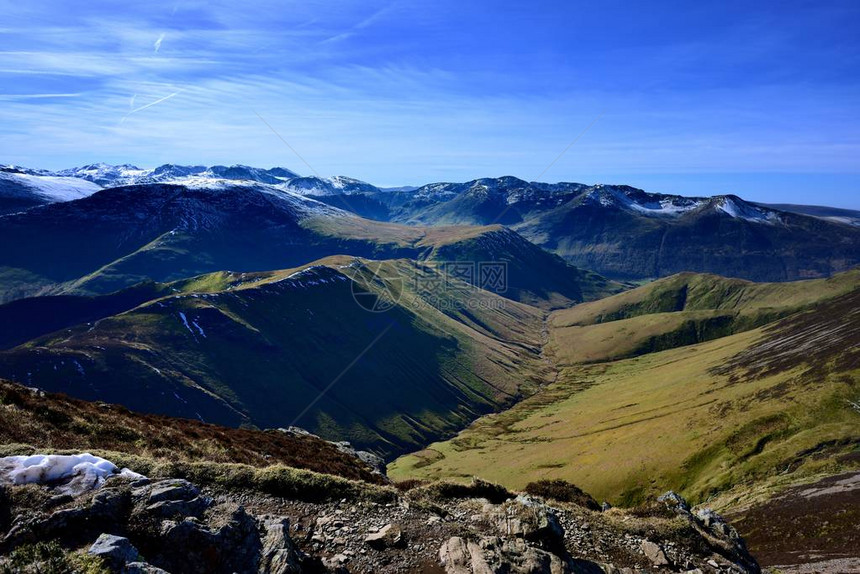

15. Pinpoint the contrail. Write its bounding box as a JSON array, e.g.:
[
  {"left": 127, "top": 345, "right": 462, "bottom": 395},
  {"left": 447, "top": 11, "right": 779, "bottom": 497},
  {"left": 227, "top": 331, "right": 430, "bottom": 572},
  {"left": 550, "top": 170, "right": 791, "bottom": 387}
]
[
  {"left": 154, "top": 33, "right": 165, "bottom": 53},
  {"left": 121, "top": 90, "right": 183, "bottom": 123}
]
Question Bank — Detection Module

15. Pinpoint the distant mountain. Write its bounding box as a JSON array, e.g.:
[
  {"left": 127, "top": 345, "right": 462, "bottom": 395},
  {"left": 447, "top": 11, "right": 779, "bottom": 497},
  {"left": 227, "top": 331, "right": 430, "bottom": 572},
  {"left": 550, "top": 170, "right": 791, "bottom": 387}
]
[
  {"left": 51, "top": 163, "right": 386, "bottom": 195},
  {"left": 0, "top": 180, "right": 355, "bottom": 302},
  {"left": 282, "top": 175, "right": 381, "bottom": 196},
  {"left": 757, "top": 202, "right": 860, "bottom": 226},
  {"left": 512, "top": 186, "right": 860, "bottom": 281},
  {"left": 49, "top": 162, "right": 387, "bottom": 198},
  {"left": 55, "top": 163, "right": 302, "bottom": 187},
  {"left": 55, "top": 163, "right": 150, "bottom": 186},
  {"left": 0, "top": 166, "right": 102, "bottom": 215},
  {"left": 328, "top": 178, "right": 860, "bottom": 282},
  {"left": 4, "top": 164, "right": 857, "bottom": 282},
  {"left": 386, "top": 176, "right": 589, "bottom": 226},
  {"left": 0, "top": 179, "right": 615, "bottom": 308},
  {"left": 6, "top": 163, "right": 390, "bottom": 207}
]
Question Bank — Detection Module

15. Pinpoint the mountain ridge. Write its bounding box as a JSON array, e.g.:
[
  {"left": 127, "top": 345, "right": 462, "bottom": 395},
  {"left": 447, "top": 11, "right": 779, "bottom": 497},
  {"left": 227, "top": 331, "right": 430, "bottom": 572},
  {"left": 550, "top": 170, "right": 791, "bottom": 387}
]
[
  {"left": 0, "top": 257, "right": 554, "bottom": 457},
  {"left": 6, "top": 163, "right": 858, "bottom": 282}
]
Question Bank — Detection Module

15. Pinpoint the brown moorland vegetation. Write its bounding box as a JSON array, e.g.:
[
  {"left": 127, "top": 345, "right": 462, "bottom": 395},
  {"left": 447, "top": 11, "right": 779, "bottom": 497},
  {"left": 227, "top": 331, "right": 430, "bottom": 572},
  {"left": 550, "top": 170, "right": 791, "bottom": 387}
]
[{"left": 0, "top": 379, "right": 385, "bottom": 484}]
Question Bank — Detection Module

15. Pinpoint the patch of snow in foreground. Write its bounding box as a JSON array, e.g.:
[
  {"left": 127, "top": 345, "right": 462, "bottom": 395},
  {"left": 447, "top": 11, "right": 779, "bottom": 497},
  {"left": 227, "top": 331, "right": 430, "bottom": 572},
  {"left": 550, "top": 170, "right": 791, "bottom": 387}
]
[{"left": 0, "top": 453, "right": 144, "bottom": 495}]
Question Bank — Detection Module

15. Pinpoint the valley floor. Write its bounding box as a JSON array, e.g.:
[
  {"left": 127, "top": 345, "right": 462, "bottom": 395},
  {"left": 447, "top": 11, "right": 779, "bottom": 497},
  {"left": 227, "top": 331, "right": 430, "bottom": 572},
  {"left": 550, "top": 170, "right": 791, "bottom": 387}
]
[{"left": 389, "top": 325, "right": 860, "bottom": 506}]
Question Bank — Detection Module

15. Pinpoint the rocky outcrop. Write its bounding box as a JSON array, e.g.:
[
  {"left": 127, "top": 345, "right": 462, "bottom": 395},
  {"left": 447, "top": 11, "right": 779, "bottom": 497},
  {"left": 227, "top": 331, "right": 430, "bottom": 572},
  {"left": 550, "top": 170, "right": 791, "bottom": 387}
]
[
  {"left": 259, "top": 517, "right": 306, "bottom": 574},
  {"left": 277, "top": 427, "right": 388, "bottom": 478},
  {"left": 1, "top": 476, "right": 312, "bottom": 573},
  {"left": 489, "top": 495, "right": 565, "bottom": 548},
  {"left": 157, "top": 504, "right": 262, "bottom": 573},
  {"left": 439, "top": 535, "right": 574, "bottom": 574},
  {"left": 0, "top": 465, "right": 760, "bottom": 574},
  {"left": 437, "top": 495, "right": 618, "bottom": 574},
  {"left": 640, "top": 540, "right": 669, "bottom": 568},
  {"left": 88, "top": 534, "right": 139, "bottom": 568},
  {"left": 658, "top": 491, "right": 759, "bottom": 573}
]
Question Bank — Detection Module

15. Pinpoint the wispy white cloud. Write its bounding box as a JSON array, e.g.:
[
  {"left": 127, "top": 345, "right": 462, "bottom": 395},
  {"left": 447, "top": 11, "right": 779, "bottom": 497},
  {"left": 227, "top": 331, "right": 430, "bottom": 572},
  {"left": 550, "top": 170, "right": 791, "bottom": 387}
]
[
  {"left": 154, "top": 33, "right": 165, "bottom": 53},
  {"left": 121, "top": 89, "right": 184, "bottom": 123},
  {"left": 0, "top": 93, "right": 82, "bottom": 100},
  {"left": 321, "top": 2, "right": 399, "bottom": 44},
  {"left": 0, "top": 0, "right": 858, "bottom": 209}
]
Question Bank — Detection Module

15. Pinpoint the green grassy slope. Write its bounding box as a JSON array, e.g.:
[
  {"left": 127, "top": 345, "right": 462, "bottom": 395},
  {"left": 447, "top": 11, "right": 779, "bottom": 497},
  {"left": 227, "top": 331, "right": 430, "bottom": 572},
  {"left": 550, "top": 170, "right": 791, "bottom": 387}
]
[
  {"left": 546, "top": 270, "right": 860, "bottom": 364},
  {"left": 0, "top": 259, "right": 549, "bottom": 457},
  {"left": 306, "top": 220, "right": 624, "bottom": 310},
  {"left": 390, "top": 281, "right": 860, "bottom": 507}
]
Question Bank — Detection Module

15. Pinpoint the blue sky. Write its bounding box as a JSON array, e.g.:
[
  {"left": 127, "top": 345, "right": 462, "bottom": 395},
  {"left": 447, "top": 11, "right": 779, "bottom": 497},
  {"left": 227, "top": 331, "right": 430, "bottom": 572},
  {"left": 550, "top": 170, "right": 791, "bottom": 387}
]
[{"left": 1, "top": 1, "right": 859, "bottom": 207}]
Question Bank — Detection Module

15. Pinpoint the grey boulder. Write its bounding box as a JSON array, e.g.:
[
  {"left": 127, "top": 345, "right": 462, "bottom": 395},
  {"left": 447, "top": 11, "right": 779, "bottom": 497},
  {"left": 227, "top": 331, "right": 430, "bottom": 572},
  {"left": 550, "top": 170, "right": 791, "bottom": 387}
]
[{"left": 88, "top": 534, "right": 139, "bottom": 567}]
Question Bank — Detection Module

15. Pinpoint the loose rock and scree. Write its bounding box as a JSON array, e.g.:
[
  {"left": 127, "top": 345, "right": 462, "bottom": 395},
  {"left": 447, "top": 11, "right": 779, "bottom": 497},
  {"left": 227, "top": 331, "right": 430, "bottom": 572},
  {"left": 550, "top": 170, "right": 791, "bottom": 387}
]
[{"left": 0, "top": 452, "right": 760, "bottom": 573}]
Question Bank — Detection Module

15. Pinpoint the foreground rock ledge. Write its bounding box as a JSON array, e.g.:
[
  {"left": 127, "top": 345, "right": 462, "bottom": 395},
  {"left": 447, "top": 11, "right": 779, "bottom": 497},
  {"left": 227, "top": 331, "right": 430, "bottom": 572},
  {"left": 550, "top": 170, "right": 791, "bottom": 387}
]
[{"left": 0, "top": 459, "right": 759, "bottom": 573}]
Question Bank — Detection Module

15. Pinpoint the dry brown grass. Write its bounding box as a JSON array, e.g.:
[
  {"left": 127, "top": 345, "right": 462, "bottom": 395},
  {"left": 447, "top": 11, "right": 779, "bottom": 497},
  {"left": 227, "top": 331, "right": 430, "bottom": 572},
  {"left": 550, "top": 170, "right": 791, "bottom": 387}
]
[{"left": 0, "top": 380, "right": 385, "bottom": 484}]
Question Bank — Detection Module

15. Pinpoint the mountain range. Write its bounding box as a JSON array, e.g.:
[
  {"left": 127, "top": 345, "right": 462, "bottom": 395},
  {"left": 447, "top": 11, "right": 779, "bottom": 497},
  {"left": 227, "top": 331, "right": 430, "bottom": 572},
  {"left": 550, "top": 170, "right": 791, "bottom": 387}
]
[
  {"left": 3, "top": 164, "right": 858, "bottom": 283},
  {"left": 0, "top": 161, "right": 858, "bottom": 572},
  {"left": 1, "top": 161, "right": 856, "bottom": 460}
]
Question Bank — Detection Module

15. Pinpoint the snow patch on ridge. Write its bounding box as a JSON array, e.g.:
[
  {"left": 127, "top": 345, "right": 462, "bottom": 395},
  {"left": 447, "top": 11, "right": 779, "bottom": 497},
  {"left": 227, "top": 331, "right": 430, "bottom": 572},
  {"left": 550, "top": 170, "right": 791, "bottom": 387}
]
[
  {"left": 584, "top": 185, "right": 705, "bottom": 217},
  {"left": 0, "top": 171, "right": 102, "bottom": 202},
  {"left": 178, "top": 312, "right": 195, "bottom": 336},
  {"left": 715, "top": 196, "right": 781, "bottom": 224},
  {"left": 275, "top": 265, "right": 350, "bottom": 288}
]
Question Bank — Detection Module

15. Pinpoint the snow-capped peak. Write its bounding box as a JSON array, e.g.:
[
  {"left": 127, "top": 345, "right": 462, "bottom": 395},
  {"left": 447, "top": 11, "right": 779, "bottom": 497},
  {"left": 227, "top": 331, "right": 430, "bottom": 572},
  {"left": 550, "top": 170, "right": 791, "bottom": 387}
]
[
  {"left": 0, "top": 169, "right": 102, "bottom": 203},
  {"left": 57, "top": 163, "right": 148, "bottom": 186},
  {"left": 583, "top": 185, "right": 706, "bottom": 216},
  {"left": 281, "top": 175, "right": 379, "bottom": 196},
  {"left": 712, "top": 195, "right": 781, "bottom": 224},
  {"left": 51, "top": 163, "right": 302, "bottom": 188}
]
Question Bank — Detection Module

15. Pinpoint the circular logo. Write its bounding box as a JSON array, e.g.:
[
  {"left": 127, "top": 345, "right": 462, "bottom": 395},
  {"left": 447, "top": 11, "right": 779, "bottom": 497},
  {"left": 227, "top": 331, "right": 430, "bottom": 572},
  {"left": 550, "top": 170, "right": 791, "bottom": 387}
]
[{"left": 348, "top": 261, "right": 404, "bottom": 313}]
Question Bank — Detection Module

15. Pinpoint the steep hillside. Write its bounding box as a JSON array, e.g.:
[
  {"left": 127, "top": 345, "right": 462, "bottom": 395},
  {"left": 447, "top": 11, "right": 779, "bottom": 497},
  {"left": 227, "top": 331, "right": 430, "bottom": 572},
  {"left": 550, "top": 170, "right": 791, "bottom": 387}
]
[
  {"left": 0, "top": 259, "right": 550, "bottom": 457},
  {"left": 0, "top": 282, "right": 170, "bottom": 350},
  {"left": 758, "top": 202, "right": 860, "bottom": 226},
  {"left": 518, "top": 188, "right": 860, "bottom": 281},
  {"left": 391, "top": 282, "right": 860, "bottom": 507},
  {"left": 546, "top": 269, "right": 860, "bottom": 363},
  {"left": 0, "top": 379, "right": 384, "bottom": 483},
  {"left": 309, "top": 218, "right": 624, "bottom": 310},
  {"left": 428, "top": 226, "right": 623, "bottom": 309},
  {"left": 0, "top": 167, "right": 101, "bottom": 215},
  {"left": 0, "top": 182, "right": 339, "bottom": 301},
  {"left": 0, "top": 181, "right": 421, "bottom": 302}
]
